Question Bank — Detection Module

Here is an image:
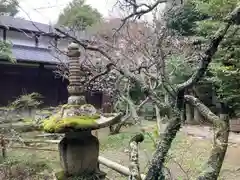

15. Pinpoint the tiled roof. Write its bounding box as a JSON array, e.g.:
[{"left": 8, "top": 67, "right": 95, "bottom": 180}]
[
  {"left": 0, "top": 16, "right": 91, "bottom": 64},
  {"left": 11, "top": 45, "right": 66, "bottom": 64},
  {"left": 0, "top": 16, "right": 90, "bottom": 40},
  {"left": 0, "top": 15, "right": 55, "bottom": 34}
]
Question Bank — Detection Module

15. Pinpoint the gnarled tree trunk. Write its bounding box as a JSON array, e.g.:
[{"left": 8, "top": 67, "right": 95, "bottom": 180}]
[{"left": 185, "top": 95, "right": 229, "bottom": 180}]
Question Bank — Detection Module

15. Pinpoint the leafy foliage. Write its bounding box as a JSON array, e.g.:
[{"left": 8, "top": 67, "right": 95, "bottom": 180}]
[
  {"left": 10, "top": 93, "right": 43, "bottom": 110},
  {"left": 166, "top": 0, "right": 240, "bottom": 115},
  {"left": 195, "top": 0, "right": 240, "bottom": 113},
  {"left": 57, "top": 0, "right": 102, "bottom": 29},
  {"left": 129, "top": 83, "right": 145, "bottom": 104},
  {"left": 165, "top": 0, "right": 208, "bottom": 36},
  {"left": 166, "top": 55, "right": 195, "bottom": 84},
  {"left": 0, "top": 40, "right": 15, "bottom": 63},
  {"left": 0, "top": 0, "right": 18, "bottom": 16},
  {"left": 192, "top": 0, "right": 238, "bottom": 20}
]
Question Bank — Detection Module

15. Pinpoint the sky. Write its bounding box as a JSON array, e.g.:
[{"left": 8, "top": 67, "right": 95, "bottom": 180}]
[
  {"left": 17, "top": 0, "right": 118, "bottom": 24},
  {"left": 17, "top": 0, "right": 166, "bottom": 25}
]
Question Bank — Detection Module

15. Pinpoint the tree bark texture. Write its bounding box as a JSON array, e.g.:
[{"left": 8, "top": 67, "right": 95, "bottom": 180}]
[
  {"left": 110, "top": 97, "right": 149, "bottom": 134},
  {"left": 128, "top": 134, "right": 144, "bottom": 180},
  {"left": 144, "top": 117, "right": 181, "bottom": 180},
  {"left": 144, "top": 6, "right": 240, "bottom": 178},
  {"left": 185, "top": 95, "right": 229, "bottom": 180}
]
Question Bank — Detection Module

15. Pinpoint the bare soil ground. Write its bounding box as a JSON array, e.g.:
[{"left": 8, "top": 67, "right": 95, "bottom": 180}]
[
  {"left": 1, "top": 121, "right": 240, "bottom": 180},
  {"left": 99, "top": 123, "right": 240, "bottom": 180}
]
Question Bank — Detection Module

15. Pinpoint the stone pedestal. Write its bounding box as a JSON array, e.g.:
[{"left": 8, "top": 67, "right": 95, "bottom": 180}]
[{"left": 59, "top": 131, "right": 106, "bottom": 179}]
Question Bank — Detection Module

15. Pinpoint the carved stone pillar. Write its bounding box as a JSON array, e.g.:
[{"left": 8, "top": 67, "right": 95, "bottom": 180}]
[{"left": 67, "top": 43, "right": 86, "bottom": 105}]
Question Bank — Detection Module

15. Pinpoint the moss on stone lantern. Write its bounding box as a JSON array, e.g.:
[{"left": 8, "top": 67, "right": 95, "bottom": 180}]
[{"left": 42, "top": 42, "right": 122, "bottom": 180}]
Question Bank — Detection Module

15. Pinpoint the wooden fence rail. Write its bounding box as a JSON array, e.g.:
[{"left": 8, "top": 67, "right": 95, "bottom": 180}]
[
  {"left": 0, "top": 135, "right": 146, "bottom": 179},
  {"left": 4, "top": 138, "right": 60, "bottom": 144}
]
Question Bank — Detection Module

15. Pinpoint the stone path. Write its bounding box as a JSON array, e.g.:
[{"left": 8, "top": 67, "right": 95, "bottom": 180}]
[
  {"left": 181, "top": 125, "right": 240, "bottom": 144},
  {"left": 144, "top": 123, "right": 240, "bottom": 145}
]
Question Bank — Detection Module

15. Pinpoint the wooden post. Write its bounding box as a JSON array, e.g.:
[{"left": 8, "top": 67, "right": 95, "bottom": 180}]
[{"left": 1, "top": 135, "right": 6, "bottom": 159}]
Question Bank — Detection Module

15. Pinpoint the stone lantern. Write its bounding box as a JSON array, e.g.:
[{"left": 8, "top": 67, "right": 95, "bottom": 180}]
[{"left": 42, "top": 42, "right": 122, "bottom": 179}]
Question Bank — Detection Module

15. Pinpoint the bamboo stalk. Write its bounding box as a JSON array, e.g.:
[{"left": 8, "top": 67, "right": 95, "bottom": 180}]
[
  {"left": 8, "top": 146, "right": 58, "bottom": 152},
  {"left": 98, "top": 156, "right": 146, "bottom": 179},
  {"left": 3, "top": 138, "right": 60, "bottom": 144}
]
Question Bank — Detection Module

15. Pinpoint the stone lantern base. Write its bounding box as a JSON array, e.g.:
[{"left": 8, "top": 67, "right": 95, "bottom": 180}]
[{"left": 58, "top": 131, "right": 106, "bottom": 179}]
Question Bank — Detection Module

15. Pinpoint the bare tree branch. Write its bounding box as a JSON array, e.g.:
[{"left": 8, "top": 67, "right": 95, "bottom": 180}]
[
  {"left": 86, "top": 63, "right": 115, "bottom": 86},
  {"left": 115, "top": 0, "right": 167, "bottom": 32},
  {"left": 55, "top": 27, "right": 115, "bottom": 63},
  {"left": 129, "top": 133, "right": 144, "bottom": 180}
]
